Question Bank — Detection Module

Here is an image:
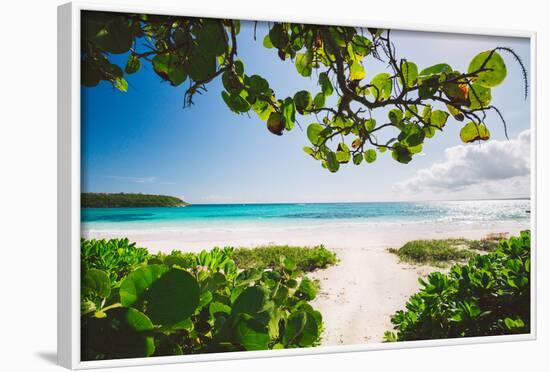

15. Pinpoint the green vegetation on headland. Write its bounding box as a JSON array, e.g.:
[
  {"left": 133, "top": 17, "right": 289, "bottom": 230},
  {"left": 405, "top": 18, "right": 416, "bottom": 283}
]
[
  {"left": 81, "top": 192, "right": 188, "bottom": 208},
  {"left": 388, "top": 235, "right": 501, "bottom": 267},
  {"left": 385, "top": 231, "right": 530, "bottom": 341},
  {"left": 81, "top": 239, "right": 336, "bottom": 360}
]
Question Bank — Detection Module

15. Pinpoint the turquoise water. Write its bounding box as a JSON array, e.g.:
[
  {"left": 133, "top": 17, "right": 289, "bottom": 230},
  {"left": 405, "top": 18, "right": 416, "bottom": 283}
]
[{"left": 81, "top": 200, "right": 530, "bottom": 232}]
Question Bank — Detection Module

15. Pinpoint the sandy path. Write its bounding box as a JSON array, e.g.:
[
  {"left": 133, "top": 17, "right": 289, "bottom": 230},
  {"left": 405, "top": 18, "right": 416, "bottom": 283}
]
[{"left": 309, "top": 247, "right": 436, "bottom": 345}]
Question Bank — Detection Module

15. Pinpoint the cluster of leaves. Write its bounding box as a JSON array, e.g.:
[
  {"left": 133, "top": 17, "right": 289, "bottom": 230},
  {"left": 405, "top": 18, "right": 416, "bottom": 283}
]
[
  {"left": 81, "top": 240, "right": 326, "bottom": 360},
  {"left": 384, "top": 231, "right": 530, "bottom": 341},
  {"left": 81, "top": 192, "right": 187, "bottom": 208},
  {"left": 81, "top": 11, "right": 527, "bottom": 173},
  {"left": 232, "top": 244, "right": 338, "bottom": 272},
  {"left": 81, "top": 238, "right": 149, "bottom": 288}
]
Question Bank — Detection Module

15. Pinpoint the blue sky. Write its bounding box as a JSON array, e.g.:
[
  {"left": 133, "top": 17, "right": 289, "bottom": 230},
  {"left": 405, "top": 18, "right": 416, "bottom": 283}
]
[{"left": 81, "top": 22, "right": 531, "bottom": 204}]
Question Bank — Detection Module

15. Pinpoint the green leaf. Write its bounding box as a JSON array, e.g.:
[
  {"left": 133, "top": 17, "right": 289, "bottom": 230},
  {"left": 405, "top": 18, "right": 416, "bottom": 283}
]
[
  {"left": 268, "top": 24, "right": 288, "bottom": 49},
  {"left": 388, "top": 109, "right": 403, "bottom": 125},
  {"left": 81, "top": 307, "right": 155, "bottom": 360},
  {"left": 221, "top": 91, "right": 251, "bottom": 113},
  {"left": 307, "top": 123, "right": 324, "bottom": 146},
  {"left": 83, "top": 269, "right": 111, "bottom": 299},
  {"left": 351, "top": 35, "right": 372, "bottom": 56},
  {"left": 119, "top": 265, "right": 200, "bottom": 326},
  {"left": 336, "top": 143, "right": 351, "bottom": 164},
  {"left": 172, "top": 317, "right": 193, "bottom": 331},
  {"left": 313, "top": 92, "right": 326, "bottom": 109},
  {"left": 370, "top": 73, "right": 392, "bottom": 100},
  {"left": 350, "top": 61, "right": 365, "bottom": 81},
  {"left": 209, "top": 301, "right": 232, "bottom": 318},
  {"left": 303, "top": 146, "right": 315, "bottom": 156},
  {"left": 196, "top": 20, "right": 227, "bottom": 57},
  {"left": 199, "top": 290, "right": 213, "bottom": 309},
  {"left": 232, "top": 286, "right": 268, "bottom": 316},
  {"left": 296, "top": 51, "right": 313, "bottom": 77},
  {"left": 281, "top": 98, "right": 296, "bottom": 130},
  {"left": 113, "top": 77, "right": 128, "bottom": 92},
  {"left": 446, "top": 103, "right": 465, "bottom": 121},
  {"left": 353, "top": 153, "right": 363, "bottom": 165},
  {"left": 364, "top": 118, "right": 376, "bottom": 132},
  {"left": 263, "top": 34, "right": 274, "bottom": 49},
  {"left": 296, "top": 277, "right": 318, "bottom": 301},
  {"left": 152, "top": 54, "right": 187, "bottom": 86},
  {"left": 364, "top": 149, "right": 377, "bottom": 163},
  {"left": 392, "top": 143, "right": 413, "bottom": 164},
  {"left": 504, "top": 317, "right": 523, "bottom": 330},
  {"left": 419, "top": 63, "right": 451, "bottom": 76},
  {"left": 468, "top": 83, "right": 492, "bottom": 109},
  {"left": 319, "top": 72, "right": 334, "bottom": 96},
  {"left": 460, "top": 122, "right": 491, "bottom": 143},
  {"left": 422, "top": 105, "right": 432, "bottom": 122},
  {"left": 400, "top": 61, "right": 418, "bottom": 87},
  {"left": 405, "top": 105, "right": 418, "bottom": 119},
  {"left": 283, "top": 256, "right": 297, "bottom": 271},
  {"left": 90, "top": 17, "right": 134, "bottom": 54},
  {"left": 297, "top": 311, "right": 320, "bottom": 346},
  {"left": 252, "top": 99, "right": 274, "bottom": 121},
  {"left": 124, "top": 54, "right": 141, "bottom": 74},
  {"left": 237, "top": 318, "right": 270, "bottom": 351},
  {"left": 247, "top": 75, "right": 269, "bottom": 94},
  {"left": 431, "top": 110, "right": 449, "bottom": 128},
  {"left": 234, "top": 60, "right": 245, "bottom": 76},
  {"left": 186, "top": 51, "right": 216, "bottom": 82},
  {"left": 326, "top": 151, "right": 340, "bottom": 172},
  {"left": 294, "top": 90, "right": 312, "bottom": 114},
  {"left": 283, "top": 311, "right": 307, "bottom": 345},
  {"left": 468, "top": 51, "right": 507, "bottom": 88}
]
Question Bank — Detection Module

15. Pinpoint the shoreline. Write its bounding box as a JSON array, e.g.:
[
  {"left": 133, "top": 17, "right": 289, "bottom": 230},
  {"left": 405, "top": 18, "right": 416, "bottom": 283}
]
[{"left": 81, "top": 220, "right": 529, "bottom": 346}]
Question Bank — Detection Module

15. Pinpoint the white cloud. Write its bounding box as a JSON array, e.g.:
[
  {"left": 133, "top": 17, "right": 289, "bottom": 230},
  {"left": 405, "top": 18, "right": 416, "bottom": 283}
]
[{"left": 395, "top": 130, "right": 531, "bottom": 199}]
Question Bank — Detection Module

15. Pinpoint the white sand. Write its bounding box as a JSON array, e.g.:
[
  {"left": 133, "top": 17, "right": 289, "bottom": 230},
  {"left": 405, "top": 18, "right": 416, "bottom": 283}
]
[{"left": 83, "top": 220, "right": 530, "bottom": 346}]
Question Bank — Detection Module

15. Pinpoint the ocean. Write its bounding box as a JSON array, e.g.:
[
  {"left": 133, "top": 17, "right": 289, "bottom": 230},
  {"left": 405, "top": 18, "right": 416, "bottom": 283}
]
[{"left": 81, "top": 200, "right": 531, "bottom": 233}]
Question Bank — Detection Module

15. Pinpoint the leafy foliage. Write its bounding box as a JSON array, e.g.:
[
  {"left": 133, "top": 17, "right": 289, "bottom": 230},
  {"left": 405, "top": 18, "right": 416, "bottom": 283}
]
[
  {"left": 388, "top": 239, "right": 475, "bottom": 267},
  {"left": 384, "top": 231, "right": 531, "bottom": 341},
  {"left": 81, "top": 240, "right": 331, "bottom": 360},
  {"left": 81, "top": 192, "right": 187, "bottom": 208},
  {"left": 81, "top": 238, "right": 149, "bottom": 288},
  {"left": 81, "top": 11, "right": 528, "bottom": 172},
  {"left": 231, "top": 244, "right": 338, "bottom": 272}
]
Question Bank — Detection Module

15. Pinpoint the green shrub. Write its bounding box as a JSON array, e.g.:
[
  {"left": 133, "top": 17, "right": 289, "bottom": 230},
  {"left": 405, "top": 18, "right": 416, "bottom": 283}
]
[
  {"left": 81, "top": 241, "right": 325, "bottom": 360},
  {"left": 81, "top": 238, "right": 150, "bottom": 286},
  {"left": 385, "top": 231, "right": 531, "bottom": 341},
  {"left": 467, "top": 239, "right": 499, "bottom": 252},
  {"left": 389, "top": 239, "right": 474, "bottom": 266},
  {"left": 232, "top": 244, "right": 338, "bottom": 272}
]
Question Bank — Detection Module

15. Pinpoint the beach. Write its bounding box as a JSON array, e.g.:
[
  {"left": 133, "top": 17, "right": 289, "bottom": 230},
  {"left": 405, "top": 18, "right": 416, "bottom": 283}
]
[{"left": 82, "top": 203, "right": 530, "bottom": 346}]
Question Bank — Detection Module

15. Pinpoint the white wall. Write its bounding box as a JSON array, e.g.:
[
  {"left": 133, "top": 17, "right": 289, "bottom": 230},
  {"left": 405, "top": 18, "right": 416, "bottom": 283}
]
[{"left": 1, "top": 0, "right": 547, "bottom": 370}]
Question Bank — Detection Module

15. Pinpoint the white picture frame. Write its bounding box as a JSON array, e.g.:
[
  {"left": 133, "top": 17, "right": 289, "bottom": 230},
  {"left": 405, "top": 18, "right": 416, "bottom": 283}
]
[{"left": 58, "top": 1, "right": 537, "bottom": 369}]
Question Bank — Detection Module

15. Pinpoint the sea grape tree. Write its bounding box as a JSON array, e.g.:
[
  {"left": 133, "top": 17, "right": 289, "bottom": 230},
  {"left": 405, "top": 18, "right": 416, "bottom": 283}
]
[{"left": 81, "top": 11, "right": 528, "bottom": 172}]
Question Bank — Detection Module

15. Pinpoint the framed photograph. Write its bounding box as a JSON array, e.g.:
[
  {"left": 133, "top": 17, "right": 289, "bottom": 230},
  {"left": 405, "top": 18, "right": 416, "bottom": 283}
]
[{"left": 58, "top": 1, "right": 536, "bottom": 369}]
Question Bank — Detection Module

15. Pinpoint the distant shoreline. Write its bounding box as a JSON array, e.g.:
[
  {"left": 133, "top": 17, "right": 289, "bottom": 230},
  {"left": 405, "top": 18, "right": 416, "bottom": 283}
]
[
  {"left": 81, "top": 192, "right": 188, "bottom": 208},
  {"left": 80, "top": 197, "right": 530, "bottom": 208}
]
